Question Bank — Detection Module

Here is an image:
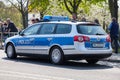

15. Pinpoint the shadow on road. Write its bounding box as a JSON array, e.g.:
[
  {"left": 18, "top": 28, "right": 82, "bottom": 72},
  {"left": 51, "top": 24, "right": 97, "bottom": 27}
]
[{"left": 2, "top": 56, "right": 113, "bottom": 70}]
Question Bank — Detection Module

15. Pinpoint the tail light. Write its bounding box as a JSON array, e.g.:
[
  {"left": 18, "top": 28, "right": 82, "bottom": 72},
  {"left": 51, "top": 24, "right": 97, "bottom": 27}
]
[
  {"left": 74, "top": 35, "right": 90, "bottom": 42},
  {"left": 106, "top": 35, "right": 111, "bottom": 42}
]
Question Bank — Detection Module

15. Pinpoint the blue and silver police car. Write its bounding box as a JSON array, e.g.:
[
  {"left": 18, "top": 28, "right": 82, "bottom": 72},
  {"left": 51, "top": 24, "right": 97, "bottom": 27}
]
[{"left": 4, "top": 16, "right": 112, "bottom": 64}]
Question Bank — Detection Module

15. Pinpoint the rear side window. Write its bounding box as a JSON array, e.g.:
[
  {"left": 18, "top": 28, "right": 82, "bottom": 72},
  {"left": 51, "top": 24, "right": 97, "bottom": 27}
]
[
  {"left": 77, "top": 25, "right": 107, "bottom": 35},
  {"left": 56, "top": 24, "right": 71, "bottom": 34}
]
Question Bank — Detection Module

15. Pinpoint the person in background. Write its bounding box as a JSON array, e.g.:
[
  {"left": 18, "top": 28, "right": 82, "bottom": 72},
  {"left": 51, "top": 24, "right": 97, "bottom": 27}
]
[
  {"left": 6, "top": 18, "right": 18, "bottom": 37},
  {"left": 31, "top": 19, "right": 36, "bottom": 24},
  {"left": 108, "top": 17, "right": 119, "bottom": 54},
  {"left": 1, "top": 21, "right": 9, "bottom": 41},
  {"left": 94, "top": 19, "right": 100, "bottom": 25},
  {"left": 0, "top": 21, "right": 3, "bottom": 38},
  {"left": 35, "top": 18, "right": 40, "bottom": 23},
  {"left": 72, "top": 13, "right": 77, "bottom": 21},
  {"left": 2, "top": 21, "right": 8, "bottom": 32},
  {"left": 81, "top": 17, "right": 86, "bottom": 22},
  {"left": 0, "top": 21, "right": 3, "bottom": 32},
  {"left": 6, "top": 18, "right": 18, "bottom": 32},
  {"left": 2, "top": 21, "right": 8, "bottom": 36}
]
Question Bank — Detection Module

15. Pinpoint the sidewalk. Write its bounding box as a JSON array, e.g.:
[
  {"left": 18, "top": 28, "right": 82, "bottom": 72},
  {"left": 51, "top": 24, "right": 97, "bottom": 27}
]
[{"left": 103, "top": 53, "right": 120, "bottom": 63}]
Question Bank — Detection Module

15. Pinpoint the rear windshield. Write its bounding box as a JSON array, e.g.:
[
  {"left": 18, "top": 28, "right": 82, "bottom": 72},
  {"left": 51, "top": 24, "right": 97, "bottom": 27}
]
[{"left": 77, "top": 25, "right": 107, "bottom": 35}]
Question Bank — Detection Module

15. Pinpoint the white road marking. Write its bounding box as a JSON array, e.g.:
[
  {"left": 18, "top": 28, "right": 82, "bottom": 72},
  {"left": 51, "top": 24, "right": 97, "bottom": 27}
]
[
  {"left": 0, "top": 70, "right": 74, "bottom": 80},
  {"left": 0, "top": 73, "right": 45, "bottom": 80}
]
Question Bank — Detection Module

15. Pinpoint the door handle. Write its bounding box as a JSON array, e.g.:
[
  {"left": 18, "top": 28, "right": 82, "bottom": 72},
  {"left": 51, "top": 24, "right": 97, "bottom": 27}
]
[
  {"left": 30, "top": 38, "right": 35, "bottom": 41},
  {"left": 47, "top": 38, "right": 52, "bottom": 41}
]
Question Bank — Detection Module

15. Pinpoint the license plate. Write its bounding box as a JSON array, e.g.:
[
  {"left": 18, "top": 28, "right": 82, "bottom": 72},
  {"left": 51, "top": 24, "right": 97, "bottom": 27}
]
[{"left": 92, "top": 43, "right": 104, "bottom": 48}]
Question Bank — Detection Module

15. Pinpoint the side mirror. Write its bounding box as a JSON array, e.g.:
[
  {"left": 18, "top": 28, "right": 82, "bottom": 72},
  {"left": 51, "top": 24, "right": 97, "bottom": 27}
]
[
  {"left": 19, "top": 30, "right": 24, "bottom": 36},
  {"left": 18, "top": 31, "right": 21, "bottom": 35}
]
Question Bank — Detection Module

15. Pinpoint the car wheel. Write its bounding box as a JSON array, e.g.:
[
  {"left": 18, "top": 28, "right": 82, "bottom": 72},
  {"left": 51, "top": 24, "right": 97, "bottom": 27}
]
[
  {"left": 50, "top": 47, "right": 64, "bottom": 64},
  {"left": 86, "top": 59, "right": 99, "bottom": 64},
  {"left": 6, "top": 43, "right": 17, "bottom": 59}
]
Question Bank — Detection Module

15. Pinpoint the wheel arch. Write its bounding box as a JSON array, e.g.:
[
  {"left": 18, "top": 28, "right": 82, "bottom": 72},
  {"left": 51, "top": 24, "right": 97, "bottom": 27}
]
[
  {"left": 49, "top": 45, "right": 64, "bottom": 55},
  {"left": 5, "top": 42, "right": 16, "bottom": 53}
]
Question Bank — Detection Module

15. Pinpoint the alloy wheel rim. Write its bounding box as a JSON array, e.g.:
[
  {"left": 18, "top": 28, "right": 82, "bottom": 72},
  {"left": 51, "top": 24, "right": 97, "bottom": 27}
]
[
  {"left": 7, "top": 45, "right": 13, "bottom": 57},
  {"left": 52, "top": 49, "right": 61, "bottom": 63}
]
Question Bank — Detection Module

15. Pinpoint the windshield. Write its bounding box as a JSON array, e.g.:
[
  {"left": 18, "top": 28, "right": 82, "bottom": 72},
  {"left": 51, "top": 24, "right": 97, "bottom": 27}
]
[{"left": 77, "top": 25, "right": 107, "bottom": 35}]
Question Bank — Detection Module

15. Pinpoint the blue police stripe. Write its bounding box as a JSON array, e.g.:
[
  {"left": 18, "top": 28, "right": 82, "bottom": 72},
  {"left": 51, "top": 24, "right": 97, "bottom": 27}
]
[{"left": 11, "top": 37, "right": 74, "bottom": 46}]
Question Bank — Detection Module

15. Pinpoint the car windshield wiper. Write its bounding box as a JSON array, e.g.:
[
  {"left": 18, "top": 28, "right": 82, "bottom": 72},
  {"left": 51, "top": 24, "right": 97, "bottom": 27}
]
[{"left": 95, "top": 33, "right": 104, "bottom": 35}]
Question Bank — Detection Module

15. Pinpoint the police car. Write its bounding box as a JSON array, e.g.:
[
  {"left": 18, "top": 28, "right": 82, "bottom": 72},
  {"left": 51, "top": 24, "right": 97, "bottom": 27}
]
[{"left": 4, "top": 16, "right": 112, "bottom": 64}]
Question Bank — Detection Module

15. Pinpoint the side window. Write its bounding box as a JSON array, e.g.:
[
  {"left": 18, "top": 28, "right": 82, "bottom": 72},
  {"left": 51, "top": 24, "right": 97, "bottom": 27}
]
[
  {"left": 39, "top": 24, "right": 56, "bottom": 34},
  {"left": 23, "top": 24, "right": 41, "bottom": 35},
  {"left": 56, "top": 24, "right": 71, "bottom": 34}
]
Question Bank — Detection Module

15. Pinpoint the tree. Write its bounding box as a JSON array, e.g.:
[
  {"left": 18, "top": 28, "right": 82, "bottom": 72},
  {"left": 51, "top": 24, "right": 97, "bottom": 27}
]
[
  {"left": 0, "top": 1, "right": 21, "bottom": 28},
  {"left": 108, "top": 0, "right": 119, "bottom": 21},
  {"left": 29, "top": 0, "right": 49, "bottom": 19},
  {"left": 0, "top": 1, "right": 5, "bottom": 19},
  {"left": 58, "top": 0, "right": 106, "bottom": 20},
  {"left": 7, "top": 0, "right": 29, "bottom": 29},
  {"left": 0, "top": 1, "right": 5, "bottom": 8},
  {"left": 58, "top": 0, "right": 82, "bottom": 20}
]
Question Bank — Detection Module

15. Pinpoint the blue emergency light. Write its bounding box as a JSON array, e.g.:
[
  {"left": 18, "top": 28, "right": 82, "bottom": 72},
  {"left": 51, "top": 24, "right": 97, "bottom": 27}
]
[{"left": 43, "top": 15, "right": 69, "bottom": 21}]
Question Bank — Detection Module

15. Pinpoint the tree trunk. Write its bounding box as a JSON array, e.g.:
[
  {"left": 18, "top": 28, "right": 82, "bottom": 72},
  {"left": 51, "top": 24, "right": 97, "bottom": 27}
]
[
  {"left": 63, "top": 0, "right": 82, "bottom": 20},
  {"left": 114, "top": 0, "right": 118, "bottom": 21},
  {"left": 72, "top": 8, "right": 78, "bottom": 19},
  {"left": 40, "top": 12, "right": 44, "bottom": 20},
  {"left": 72, "top": 0, "right": 78, "bottom": 19},
  {"left": 22, "top": 13, "right": 26, "bottom": 29},
  {"left": 21, "top": 12, "right": 28, "bottom": 29},
  {"left": 25, "top": 11, "right": 28, "bottom": 28},
  {"left": 108, "top": 0, "right": 118, "bottom": 21}
]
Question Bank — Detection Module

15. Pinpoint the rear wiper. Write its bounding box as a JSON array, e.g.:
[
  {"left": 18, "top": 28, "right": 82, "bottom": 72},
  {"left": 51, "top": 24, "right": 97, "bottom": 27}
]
[{"left": 95, "top": 33, "right": 104, "bottom": 35}]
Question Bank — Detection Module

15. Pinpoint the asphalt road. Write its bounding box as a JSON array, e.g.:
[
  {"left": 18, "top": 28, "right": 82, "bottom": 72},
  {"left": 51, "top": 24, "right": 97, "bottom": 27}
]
[{"left": 0, "top": 50, "right": 120, "bottom": 80}]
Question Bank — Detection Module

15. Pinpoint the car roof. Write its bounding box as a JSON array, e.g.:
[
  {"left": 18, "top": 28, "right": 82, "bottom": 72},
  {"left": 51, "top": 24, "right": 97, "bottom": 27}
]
[
  {"left": 36, "top": 21, "right": 99, "bottom": 25},
  {"left": 29, "top": 21, "right": 100, "bottom": 27}
]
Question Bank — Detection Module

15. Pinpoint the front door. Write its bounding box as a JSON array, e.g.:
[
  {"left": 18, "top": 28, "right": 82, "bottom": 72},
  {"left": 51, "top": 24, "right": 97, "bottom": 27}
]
[{"left": 16, "top": 24, "right": 41, "bottom": 53}]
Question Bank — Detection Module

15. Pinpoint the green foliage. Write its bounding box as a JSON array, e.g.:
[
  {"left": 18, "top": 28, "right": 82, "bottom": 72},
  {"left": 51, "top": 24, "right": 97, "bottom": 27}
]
[
  {"left": 0, "top": 2, "right": 22, "bottom": 29},
  {"left": 80, "top": 0, "right": 106, "bottom": 14},
  {"left": 88, "top": 0, "right": 106, "bottom": 4},
  {"left": 57, "top": 0, "right": 106, "bottom": 15},
  {"left": 45, "top": 0, "right": 70, "bottom": 16},
  {"left": 0, "top": 1, "right": 5, "bottom": 8},
  {"left": 29, "top": 0, "right": 49, "bottom": 18},
  {"left": 57, "top": 0, "right": 82, "bottom": 14}
]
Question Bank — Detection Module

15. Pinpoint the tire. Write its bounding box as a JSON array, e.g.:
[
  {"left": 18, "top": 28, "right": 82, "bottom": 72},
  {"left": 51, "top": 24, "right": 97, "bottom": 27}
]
[
  {"left": 6, "top": 43, "right": 17, "bottom": 59},
  {"left": 86, "top": 59, "right": 99, "bottom": 64},
  {"left": 50, "top": 47, "right": 64, "bottom": 64}
]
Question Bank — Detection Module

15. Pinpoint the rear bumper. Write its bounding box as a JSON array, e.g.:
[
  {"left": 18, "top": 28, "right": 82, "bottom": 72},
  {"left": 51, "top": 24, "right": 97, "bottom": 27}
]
[
  {"left": 64, "top": 53, "right": 112, "bottom": 60},
  {"left": 63, "top": 47, "right": 112, "bottom": 54}
]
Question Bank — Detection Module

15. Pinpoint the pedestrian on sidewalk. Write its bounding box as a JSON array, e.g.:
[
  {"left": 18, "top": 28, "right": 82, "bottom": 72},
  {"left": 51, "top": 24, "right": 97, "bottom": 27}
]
[
  {"left": 108, "top": 17, "right": 119, "bottom": 54},
  {"left": 6, "top": 18, "right": 18, "bottom": 32}
]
